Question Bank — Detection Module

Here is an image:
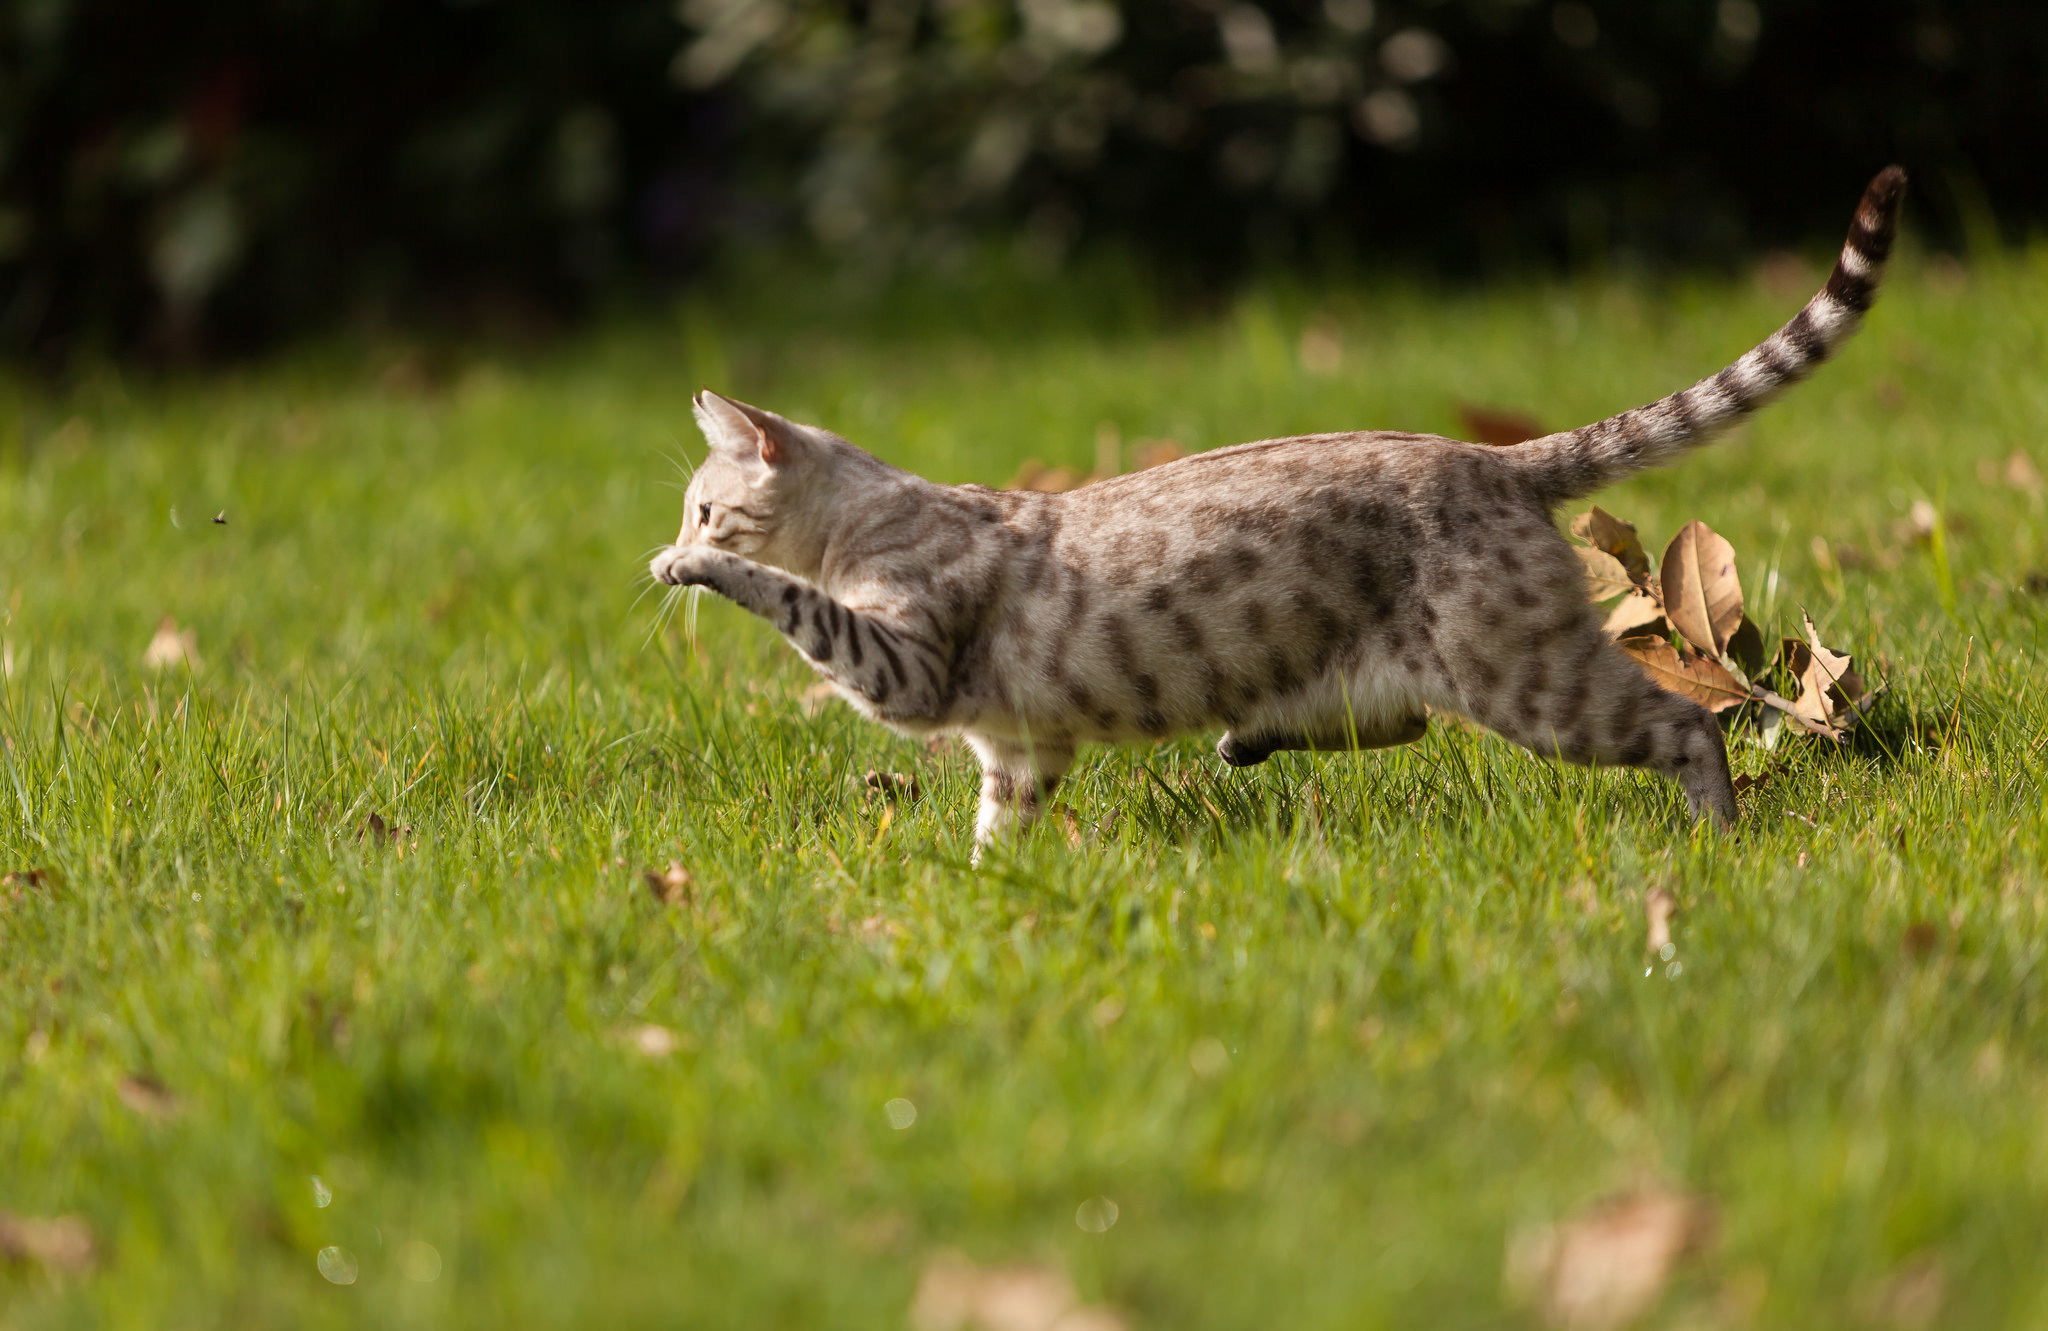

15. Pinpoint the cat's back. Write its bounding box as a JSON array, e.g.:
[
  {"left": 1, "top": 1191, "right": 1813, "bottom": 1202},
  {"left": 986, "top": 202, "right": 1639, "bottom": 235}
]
[{"left": 1049, "top": 429, "right": 1520, "bottom": 549}]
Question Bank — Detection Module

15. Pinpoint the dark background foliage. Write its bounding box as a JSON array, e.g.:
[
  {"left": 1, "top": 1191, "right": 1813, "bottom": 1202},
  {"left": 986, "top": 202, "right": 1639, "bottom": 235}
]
[{"left": 3, "top": 0, "right": 2042, "bottom": 361}]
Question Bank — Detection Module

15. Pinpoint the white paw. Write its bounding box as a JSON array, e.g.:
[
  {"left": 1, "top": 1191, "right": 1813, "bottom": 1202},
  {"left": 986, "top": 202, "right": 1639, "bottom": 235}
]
[{"left": 649, "top": 545, "right": 711, "bottom": 586}]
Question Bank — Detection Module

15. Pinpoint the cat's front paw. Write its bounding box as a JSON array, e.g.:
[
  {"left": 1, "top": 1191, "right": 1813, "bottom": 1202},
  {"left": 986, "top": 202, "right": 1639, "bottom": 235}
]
[{"left": 650, "top": 544, "right": 724, "bottom": 587}]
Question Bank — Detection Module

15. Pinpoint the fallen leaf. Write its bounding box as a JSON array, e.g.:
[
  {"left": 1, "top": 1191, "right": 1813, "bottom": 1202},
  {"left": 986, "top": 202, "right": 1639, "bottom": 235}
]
[
  {"left": 1006, "top": 460, "right": 1082, "bottom": 493},
  {"left": 1298, "top": 324, "right": 1343, "bottom": 374},
  {"left": 1459, "top": 403, "right": 1545, "bottom": 447},
  {"left": 644, "top": 861, "right": 693, "bottom": 905},
  {"left": 1504, "top": 1186, "right": 1715, "bottom": 1331},
  {"left": 1659, "top": 521, "right": 1744, "bottom": 658},
  {"left": 910, "top": 1251, "right": 1125, "bottom": 1331},
  {"left": 116, "top": 1072, "right": 181, "bottom": 1121},
  {"left": 142, "top": 617, "right": 200, "bottom": 670},
  {"left": 1780, "top": 613, "right": 1872, "bottom": 731},
  {"left": 1570, "top": 507, "right": 1650, "bottom": 582},
  {"left": 1644, "top": 889, "right": 1676, "bottom": 954},
  {"left": 2005, "top": 450, "right": 2041, "bottom": 495},
  {"left": 1603, "top": 593, "right": 1667, "bottom": 640},
  {"left": 799, "top": 681, "right": 840, "bottom": 716},
  {"left": 0, "top": 1211, "right": 97, "bottom": 1272},
  {"left": 1858, "top": 1254, "right": 1945, "bottom": 1330},
  {"left": 1753, "top": 249, "right": 1816, "bottom": 301},
  {"left": 1753, "top": 689, "right": 1843, "bottom": 741},
  {"left": 1906, "top": 500, "right": 1939, "bottom": 543},
  {"left": 1574, "top": 547, "right": 1635, "bottom": 602},
  {"left": 1725, "top": 616, "right": 1766, "bottom": 680},
  {"left": 864, "top": 770, "right": 922, "bottom": 802},
  {"left": 1132, "top": 439, "right": 1185, "bottom": 471},
  {"left": 626, "top": 1024, "right": 679, "bottom": 1058},
  {"left": 1617, "top": 639, "right": 1749, "bottom": 713},
  {"left": 357, "top": 813, "right": 411, "bottom": 845}
]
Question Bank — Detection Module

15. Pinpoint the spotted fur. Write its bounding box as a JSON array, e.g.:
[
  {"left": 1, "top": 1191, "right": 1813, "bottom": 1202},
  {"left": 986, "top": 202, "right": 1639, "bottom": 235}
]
[{"left": 652, "top": 168, "right": 1906, "bottom": 858}]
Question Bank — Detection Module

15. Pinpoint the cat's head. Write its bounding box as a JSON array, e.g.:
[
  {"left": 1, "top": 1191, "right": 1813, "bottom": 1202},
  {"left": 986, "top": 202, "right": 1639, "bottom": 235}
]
[{"left": 678, "top": 392, "right": 839, "bottom": 572}]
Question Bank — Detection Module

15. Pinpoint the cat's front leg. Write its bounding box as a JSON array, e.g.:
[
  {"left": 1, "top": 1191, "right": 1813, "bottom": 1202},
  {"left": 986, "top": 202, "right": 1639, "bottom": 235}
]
[
  {"left": 649, "top": 545, "right": 947, "bottom": 720},
  {"left": 963, "top": 734, "right": 1074, "bottom": 865}
]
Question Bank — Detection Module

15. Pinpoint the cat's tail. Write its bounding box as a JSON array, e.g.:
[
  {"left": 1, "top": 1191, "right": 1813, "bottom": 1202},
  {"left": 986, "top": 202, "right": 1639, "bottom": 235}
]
[{"left": 1507, "top": 166, "right": 1907, "bottom": 507}]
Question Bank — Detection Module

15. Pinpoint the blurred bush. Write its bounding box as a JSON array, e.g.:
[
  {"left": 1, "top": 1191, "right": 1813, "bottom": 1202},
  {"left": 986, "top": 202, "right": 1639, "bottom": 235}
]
[{"left": 4, "top": 0, "right": 2045, "bottom": 360}]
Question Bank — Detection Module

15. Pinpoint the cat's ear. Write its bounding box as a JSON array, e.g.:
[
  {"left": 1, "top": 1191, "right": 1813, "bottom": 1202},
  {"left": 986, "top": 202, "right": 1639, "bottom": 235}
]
[{"left": 694, "top": 391, "right": 799, "bottom": 467}]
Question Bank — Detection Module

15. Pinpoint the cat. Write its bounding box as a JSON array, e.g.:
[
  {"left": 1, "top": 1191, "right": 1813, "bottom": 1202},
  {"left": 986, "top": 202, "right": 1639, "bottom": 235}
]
[{"left": 652, "top": 167, "right": 1905, "bottom": 859}]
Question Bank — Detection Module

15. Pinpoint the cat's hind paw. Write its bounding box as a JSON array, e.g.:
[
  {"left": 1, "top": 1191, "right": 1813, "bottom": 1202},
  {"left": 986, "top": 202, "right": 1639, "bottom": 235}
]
[{"left": 1216, "top": 732, "right": 1275, "bottom": 767}]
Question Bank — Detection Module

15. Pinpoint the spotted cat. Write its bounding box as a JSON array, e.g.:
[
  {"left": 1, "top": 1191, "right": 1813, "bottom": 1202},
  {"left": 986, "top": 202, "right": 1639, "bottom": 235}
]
[{"left": 652, "top": 168, "right": 1906, "bottom": 857}]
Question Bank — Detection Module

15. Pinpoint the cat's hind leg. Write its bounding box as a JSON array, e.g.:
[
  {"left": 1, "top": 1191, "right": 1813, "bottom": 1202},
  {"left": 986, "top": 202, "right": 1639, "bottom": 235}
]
[
  {"left": 1216, "top": 713, "right": 1428, "bottom": 767},
  {"left": 1472, "top": 625, "right": 1738, "bottom": 827},
  {"left": 963, "top": 733, "right": 1075, "bottom": 864}
]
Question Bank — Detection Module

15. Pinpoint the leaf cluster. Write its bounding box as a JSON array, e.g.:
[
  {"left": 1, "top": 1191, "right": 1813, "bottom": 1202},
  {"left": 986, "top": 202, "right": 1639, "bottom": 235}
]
[{"left": 1571, "top": 507, "right": 1880, "bottom": 747}]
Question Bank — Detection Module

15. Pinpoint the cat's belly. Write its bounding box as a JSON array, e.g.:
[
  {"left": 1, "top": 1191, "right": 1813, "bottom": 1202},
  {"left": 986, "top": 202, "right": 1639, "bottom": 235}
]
[{"left": 968, "top": 585, "right": 1431, "bottom": 747}]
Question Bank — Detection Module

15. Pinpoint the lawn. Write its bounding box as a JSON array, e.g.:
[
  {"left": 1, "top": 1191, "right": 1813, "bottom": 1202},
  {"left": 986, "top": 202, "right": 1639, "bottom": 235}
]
[{"left": 3, "top": 244, "right": 2046, "bottom": 1329}]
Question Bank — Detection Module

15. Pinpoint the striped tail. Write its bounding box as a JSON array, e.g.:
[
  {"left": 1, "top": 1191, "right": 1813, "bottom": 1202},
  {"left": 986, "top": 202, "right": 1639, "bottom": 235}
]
[{"left": 1509, "top": 166, "right": 1907, "bottom": 506}]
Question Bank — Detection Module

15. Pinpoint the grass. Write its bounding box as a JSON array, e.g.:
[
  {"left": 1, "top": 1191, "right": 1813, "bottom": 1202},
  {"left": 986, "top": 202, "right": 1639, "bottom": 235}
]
[{"left": 3, "top": 243, "right": 2047, "bottom": 1328}]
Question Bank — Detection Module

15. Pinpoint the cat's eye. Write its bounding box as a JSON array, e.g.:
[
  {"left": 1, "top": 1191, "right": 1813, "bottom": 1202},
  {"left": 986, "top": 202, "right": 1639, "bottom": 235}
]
[{"left": 698, "top": 503, "right": 712, "bottom": 526}]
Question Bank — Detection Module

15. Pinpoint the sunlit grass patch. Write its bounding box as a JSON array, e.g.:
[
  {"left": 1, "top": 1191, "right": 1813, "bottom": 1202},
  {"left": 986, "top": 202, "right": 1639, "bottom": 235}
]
[{"left": 3, "top": 247, "right": 2047, "bottom": 1327}]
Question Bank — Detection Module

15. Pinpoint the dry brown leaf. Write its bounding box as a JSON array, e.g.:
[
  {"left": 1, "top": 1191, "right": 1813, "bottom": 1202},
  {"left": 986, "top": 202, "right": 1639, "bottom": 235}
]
[
  {"left": 1132, "top": 439, "right": 1185, "bottom": 471},
  {"left": 1570, "top": 507, "right": 1650, "bottom": 582},
  {"left": 357, "top": 813, "right": 411, "bottom": 845},
  {"left": 1504, "top": 1187, "right": 1715, "bottom": 1331},
  {"left": 142, "top": 616, "right": 199, "bottom": 670},
  {"left": 799, "top": 681, "right": 841, "bottom": 716},
  {"left": 1754, "top": 689, "right": 1844, "bottom": 741},
  {"left": 1902, "top": 920, "right": 1941, "bottom": 961},
  {"left": 1603, "top": 594, "right": 1667, "bottom": 640},
  {"left": 1618, "top": 639, "right": 1749, "bottom": 714},
  {"left": 1007, "top": 461, "right": 1082, "bottom": 493},
  {"left": 1753, "top": 249, "right": 1817, "bottom": 301},
  {"left": 0, "top": 1211, "right": 97, "bottom": 1272},
  {"left": 1725, "top": 616, "right": 1766, "bottom": 680},
  {"left": 1779, "top": 613, "right": 1870, "bottom": 731},
  {"left": 1459, "top": 404, "right": 1545, "bottom": 447},
  {"left": 644, "top": 861, "right": 693, "bottom": 905},
  {"left": 2005, "top": 450, "right": 2042, "bottom": 495},
  {"left": 1644, "top": 890, "right": 1676, "bottom": 954},
  {"left": 1858, "top": 1254, "right": 1945, "bottom": 1330},
  {"left": 116, "top": 1072, "right": 180, "bottom": 1121},
  {"left": 3, "top": 867, "right": 53, "bottom": 892},
  {"left": 1659, "top": 521, "right": 1744, "bottom": 658},
  {"left": 1298, "top": 324, "right": 1343, "bottom": 375},
  {"left": 1049, "top": 1310, "right": 1128, "bottom": 1331},
  {"left": 1574, "top": 547, "right": 1635, "bottom": 602},
  {"left": 910, "top": 1251, "right": 1124, "bottom": 1331},
  {"left": 626, "top": 1024, "right": 679, "bottom": 1057},
  {"left": 857, "top": 914, "right": 903, "bottom": 943},
  {"left": 864, "top": 770, "right": 922, "bottom": 802}
]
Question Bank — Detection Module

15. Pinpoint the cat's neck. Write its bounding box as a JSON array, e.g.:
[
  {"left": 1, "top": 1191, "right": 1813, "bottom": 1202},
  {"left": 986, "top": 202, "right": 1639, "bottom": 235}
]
[{"left": 777, "top": 444, "right": 936, "bottom": 589}]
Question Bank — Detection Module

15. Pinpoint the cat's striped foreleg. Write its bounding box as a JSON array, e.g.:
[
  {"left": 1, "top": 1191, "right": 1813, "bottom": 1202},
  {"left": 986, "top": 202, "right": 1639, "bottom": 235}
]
[
  {"left": 962, "top": 733, "right": 1074, "bottom": 865},
  {"left": 650, "top": 545, "right": 947, "bottom": 719}
]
